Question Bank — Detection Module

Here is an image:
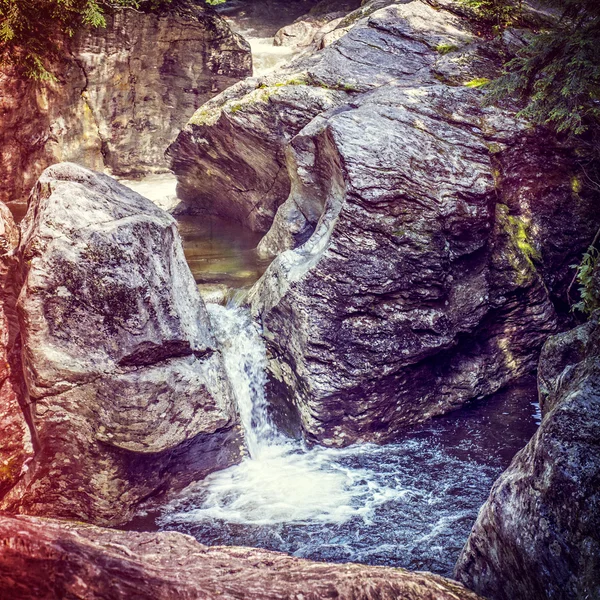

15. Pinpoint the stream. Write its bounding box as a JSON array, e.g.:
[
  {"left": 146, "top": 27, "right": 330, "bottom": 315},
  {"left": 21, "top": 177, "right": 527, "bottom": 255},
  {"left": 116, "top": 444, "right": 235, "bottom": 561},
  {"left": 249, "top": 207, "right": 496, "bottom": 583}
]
[
  {"left": 124, "top": 0, "right": 541, "bottom": 579},
  {"left": 158, "top": 303, "right": 539, "bottom": 576}
]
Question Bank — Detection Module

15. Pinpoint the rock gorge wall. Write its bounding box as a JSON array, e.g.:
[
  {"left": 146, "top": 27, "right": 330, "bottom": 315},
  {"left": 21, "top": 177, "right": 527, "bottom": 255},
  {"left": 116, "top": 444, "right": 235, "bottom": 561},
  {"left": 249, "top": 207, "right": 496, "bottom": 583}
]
[
  {"left": 0, "top": 163, "right": 241, "bottom": 526},
  {"left": 169, "top": 0, "right": 600, "bottom": 446},
  {"left": 455, "top": 311, "right": 600, "bottom": 600},
  {"left": 0, "top": 514, "right": 485, "bottom": 600},
  {"left": 0, "top": 204, "right": 33, "bottom": 498},
  {"left": 0, "top": 1, "right": 251, "bottom": 211}
]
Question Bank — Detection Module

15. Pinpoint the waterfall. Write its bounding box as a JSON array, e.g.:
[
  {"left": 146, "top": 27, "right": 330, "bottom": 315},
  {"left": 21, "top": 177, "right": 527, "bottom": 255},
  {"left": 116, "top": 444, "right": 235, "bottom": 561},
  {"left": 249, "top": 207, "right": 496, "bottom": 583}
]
[
  {"left": 206, "top": 303, "right": 281, "bottom": 457},
  {"left": 160, "top": 303, "right": 395, "bottom": 526},
  {"left": 248, "top": 38, "right": 298, "bottom": 76},
  {"left": 152, "top": 4, "right": 542, "bottom": 574}
]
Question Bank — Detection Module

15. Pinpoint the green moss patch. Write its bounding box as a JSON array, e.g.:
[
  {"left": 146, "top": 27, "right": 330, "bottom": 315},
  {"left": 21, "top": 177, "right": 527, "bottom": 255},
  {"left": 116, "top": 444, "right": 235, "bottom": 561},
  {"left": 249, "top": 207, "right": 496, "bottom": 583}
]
[{"left": 436, "top": 43, "right": 459, "bottom": 55}]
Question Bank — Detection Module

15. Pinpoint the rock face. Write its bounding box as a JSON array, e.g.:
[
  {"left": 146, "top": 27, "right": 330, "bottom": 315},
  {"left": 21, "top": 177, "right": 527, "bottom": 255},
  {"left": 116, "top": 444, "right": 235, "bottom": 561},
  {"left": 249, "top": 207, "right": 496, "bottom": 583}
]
[
  {"left": 454, "top": 311, "right": 600, "bottom": 600},
  {"left": 0, "top": 514, "right": 485, "bottom": 600},
  {"left": 168, "top": 78, "right": 347, "bottom": 232},
  {"left": 273, "top": 0, "right": 362, "bottom": 49},
  {"left": 0, "top": 1, "right": 251, "bottom": 210},
  {"left": 0, "top": 203, "right": 33, "bottom": 499},
  {"left": 169, "top": 0, "right": 599, "bottom": 446},
  {"left": 273, "top": 13, "right": 345, "bottom": 51},
  {"left": 0, "top": 163, "right": 240, "bottom": 526},
  {"left": 498, "top": 136, "right": 600, "bottom": 314}
]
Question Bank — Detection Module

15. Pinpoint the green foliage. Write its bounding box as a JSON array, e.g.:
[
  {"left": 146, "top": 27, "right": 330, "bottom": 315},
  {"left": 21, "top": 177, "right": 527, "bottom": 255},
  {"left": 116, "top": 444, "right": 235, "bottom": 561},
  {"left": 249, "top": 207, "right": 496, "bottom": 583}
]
[
  {"left": 0, "top": 0, "right": 221, "bottom": 79},
  {"left": 484, "top": 1, "right": 600, "bottom": 139},
  {"left": 572, "top": 245, "right": 600, "bottom": 316},
  {"left": 459, "top": 0, "right": 523, "bottom": 33},
  {"left": 435, "top": 44, "right": 458, "bottom": 55},
  {"left": 436, "top": 43, "right": 459, "bottom": 55}
]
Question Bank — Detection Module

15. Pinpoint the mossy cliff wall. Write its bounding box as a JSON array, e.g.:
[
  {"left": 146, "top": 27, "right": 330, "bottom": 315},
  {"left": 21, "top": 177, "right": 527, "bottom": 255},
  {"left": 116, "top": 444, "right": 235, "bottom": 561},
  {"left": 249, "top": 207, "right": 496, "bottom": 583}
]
[{"left": 0, "top": 2, "right": 251, "bottom": 212}]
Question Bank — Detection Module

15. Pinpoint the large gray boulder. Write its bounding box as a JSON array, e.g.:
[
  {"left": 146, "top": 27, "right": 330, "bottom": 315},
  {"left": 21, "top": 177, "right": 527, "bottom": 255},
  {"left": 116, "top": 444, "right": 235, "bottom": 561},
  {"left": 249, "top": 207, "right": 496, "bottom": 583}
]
[
  {"left": 169, "top": 0, "right": 599, "bottom": 445},
  {"left": 0, "top": 513, "right": 485, "bottom": 600},
  {"left": 0, "top": 163, "right": 240, "bottom": 525},
  {"left": 249, "top": 83, "right": 557, "bottom": 446},
  {"left": 0, "top": 1, "right": 251, "bottom": 210},
  {"left": 0, "top": 203, "right": 33, "bottom": 499},
  {"left": 455, "top": 311, "right": 600, "bottom": 600}
]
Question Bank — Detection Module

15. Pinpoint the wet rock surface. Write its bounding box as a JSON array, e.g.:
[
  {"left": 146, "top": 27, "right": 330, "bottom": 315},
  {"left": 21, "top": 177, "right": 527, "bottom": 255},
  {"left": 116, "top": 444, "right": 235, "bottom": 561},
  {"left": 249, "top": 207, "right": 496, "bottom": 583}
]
[
  {"left": 454, "top": 311, "right": 600, "bottom": 600},
  {"left": 0, "top": 513, "right": 485, "bottom": 600},
  {"left": 0, "top": 1, "right": 251, "bottom": 210},
  {"left": 0, "top": 163, "right": 240, "bottom": 526},
  {"left": 497, "top": 136, "right": 600, "bottom": 316}
]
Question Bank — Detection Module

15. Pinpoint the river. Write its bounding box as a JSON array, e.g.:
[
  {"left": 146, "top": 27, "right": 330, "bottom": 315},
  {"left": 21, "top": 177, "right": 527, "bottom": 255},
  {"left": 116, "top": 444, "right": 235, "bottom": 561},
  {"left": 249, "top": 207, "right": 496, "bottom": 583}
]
[{"left": 157, "top": 303, "right": 539, "bottom": 576}]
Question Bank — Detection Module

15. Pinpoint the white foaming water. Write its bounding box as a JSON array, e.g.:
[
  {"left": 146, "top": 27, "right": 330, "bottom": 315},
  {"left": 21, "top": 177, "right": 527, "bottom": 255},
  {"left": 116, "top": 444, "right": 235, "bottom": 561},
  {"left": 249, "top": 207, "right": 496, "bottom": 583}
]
[
  {"left": 119, "top": 173, "right": 180, "bottom": 212},
  {"left": 225, "top": 17, "right": 300, "bottom": 77},
  {"left": 207, "top": 303, "right": 279, "bottom": 457},
  {"left": 249, "top": 37, "right": 298, "bottom": 76},
  {"left": 160, "top": 304, "right": 401, "bottom": 527}
]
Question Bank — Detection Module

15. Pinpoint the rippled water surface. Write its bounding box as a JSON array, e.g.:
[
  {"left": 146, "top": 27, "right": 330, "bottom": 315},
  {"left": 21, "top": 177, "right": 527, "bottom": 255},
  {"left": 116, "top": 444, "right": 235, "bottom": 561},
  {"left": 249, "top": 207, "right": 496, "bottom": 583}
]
[
  {"left": 117, "top": 166, "right": 538, "bottom": 579},
  {"left": 158, "top": 306, "right": 539, "bottom": 577}
]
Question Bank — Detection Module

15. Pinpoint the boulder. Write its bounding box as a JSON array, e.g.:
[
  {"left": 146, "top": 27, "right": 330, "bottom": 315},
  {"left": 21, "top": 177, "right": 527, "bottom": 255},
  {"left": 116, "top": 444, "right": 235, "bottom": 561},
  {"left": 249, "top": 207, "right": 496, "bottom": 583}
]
[
  {"left": 0, "top": 1, "right": 251, "bottom": 211},
  {"left": 249, "top": 82, "right": 558, "bottom": 446},
  {"left": 0, "top": 203, "right": 33, "bottom": 499},
  {"left": 454, "top": 311, "right": 600, "bottom": 600},
  {"left": 169, "top": 0, "right": 600, "bottom": 445},
  {"left": 0, "top": 163, "right": 240, "bottom": 526},
  {"left": 273, "top": 13, "right": 348, "bottom": 49},
  {"left": 0, "top": 513, "right": 485, "bottom": 600}
]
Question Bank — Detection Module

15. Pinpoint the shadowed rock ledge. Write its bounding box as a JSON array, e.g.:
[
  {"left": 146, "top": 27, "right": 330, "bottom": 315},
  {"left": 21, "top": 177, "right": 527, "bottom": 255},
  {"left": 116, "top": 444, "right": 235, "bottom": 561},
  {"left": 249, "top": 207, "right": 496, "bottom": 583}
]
[{"left": 0, "top": 513, "right": 485, "bottom": 600}]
